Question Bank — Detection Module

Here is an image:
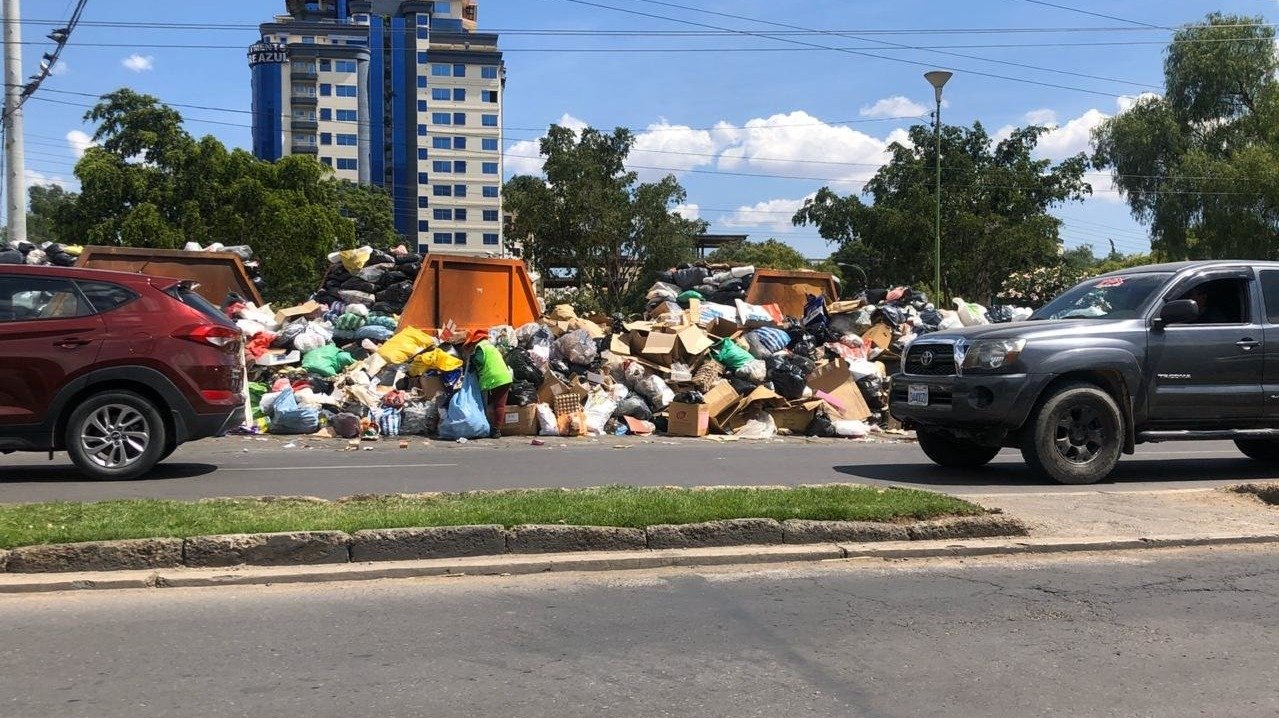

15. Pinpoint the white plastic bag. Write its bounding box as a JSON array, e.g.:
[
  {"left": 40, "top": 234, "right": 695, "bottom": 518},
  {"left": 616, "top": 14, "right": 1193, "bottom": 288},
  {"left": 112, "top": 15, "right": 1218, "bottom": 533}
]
[
  {"left": 953, "top": 298, "right": 990, "bottom": 327},
  {"left": 583, "top": 392, "right": 619, "bottom": 436},
  {"left": 734, "top": 413, "right": 777, "bottom": 439},
  {"left": 636, "top": 374, "right": 675, "bottom": 409},
  {"left": 834, "top": 420, "right": 871, "bottom": 438},
  {"left": 669, "top": 362, "right": 693, "bottom": 383},
  {"left": 645, "top": 282, "right": 681, "bottom": 302},
  {"left": 536, "top": 403, "right": 560, "bottom": 436}
]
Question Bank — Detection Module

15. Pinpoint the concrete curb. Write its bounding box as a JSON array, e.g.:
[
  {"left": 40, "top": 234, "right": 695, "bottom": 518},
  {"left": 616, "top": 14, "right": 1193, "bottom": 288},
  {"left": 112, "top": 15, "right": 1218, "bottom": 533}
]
[{"left": 2, "top": 532, "right": 1278, "bottom": 595}]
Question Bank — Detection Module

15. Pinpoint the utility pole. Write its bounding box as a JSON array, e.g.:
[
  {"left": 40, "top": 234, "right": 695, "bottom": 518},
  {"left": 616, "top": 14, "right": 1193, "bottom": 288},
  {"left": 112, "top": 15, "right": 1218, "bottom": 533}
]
[
  {"left": 3, "top": 0, "right": 26, "bottom": 244},
  {"left": 924, "top": 70, "right": 952, "bottom": 300}
]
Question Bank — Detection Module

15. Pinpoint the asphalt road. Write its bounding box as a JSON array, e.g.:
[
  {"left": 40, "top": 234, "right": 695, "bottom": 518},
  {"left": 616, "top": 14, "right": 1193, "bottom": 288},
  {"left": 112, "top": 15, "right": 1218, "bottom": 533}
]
[
  {"left": 0, "top": 435, "right": 1271, "bottom": 503},
  {"left": 3, "top": 546, "right": 1277, "bottom": 717}
]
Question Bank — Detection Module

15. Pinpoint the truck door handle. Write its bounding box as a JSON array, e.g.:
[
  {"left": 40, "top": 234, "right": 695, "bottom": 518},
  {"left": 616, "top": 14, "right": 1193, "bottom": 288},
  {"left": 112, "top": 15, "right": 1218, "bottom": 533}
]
[
  {"left": 1237, "top": 338, "right": 1260, "bottom": 351},
  {"left": 55, "top": 338, "right": 90, "bottom": 349}
]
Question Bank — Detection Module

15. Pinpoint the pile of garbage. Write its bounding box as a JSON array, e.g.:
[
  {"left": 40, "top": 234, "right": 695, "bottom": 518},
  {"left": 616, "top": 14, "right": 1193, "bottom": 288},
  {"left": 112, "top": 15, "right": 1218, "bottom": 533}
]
[
  {"left": 855, "top": 288, "right": 1033, "bottom": 358},
  {"left": 0, "top": 239, "right": 82, "bottom": 266},
  {"left": 312, "top": 245, "right": 422, "bottom": 317}
]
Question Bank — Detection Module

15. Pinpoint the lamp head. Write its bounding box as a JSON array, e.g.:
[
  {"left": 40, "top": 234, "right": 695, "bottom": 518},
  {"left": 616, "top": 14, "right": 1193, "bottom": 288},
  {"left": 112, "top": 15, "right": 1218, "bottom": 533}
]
[{"left": 924, "top": 70, "right": 953, "bottom": 103}]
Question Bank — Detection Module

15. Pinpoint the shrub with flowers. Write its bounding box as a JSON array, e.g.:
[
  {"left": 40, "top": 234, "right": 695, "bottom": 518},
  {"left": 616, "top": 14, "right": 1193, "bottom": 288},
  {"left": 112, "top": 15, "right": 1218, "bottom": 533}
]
[
  {"left": 542, "top": 285, "right": 605, "bottom": 317},
  {"left": 998, "top": 265, "right": 1094, "bottom": 307}
]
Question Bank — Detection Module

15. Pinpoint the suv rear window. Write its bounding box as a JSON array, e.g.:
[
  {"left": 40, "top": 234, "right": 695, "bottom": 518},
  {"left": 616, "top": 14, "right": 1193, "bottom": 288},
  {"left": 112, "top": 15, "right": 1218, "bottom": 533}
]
[
  {"left": 75, "top": 281, "right": 138, "bottom": 314},
  {"left": 0, "top": 276, "right": 92, "bottom": 322},
  {"left": 165, "top": 285, "right": 235, "bottom": 326}
]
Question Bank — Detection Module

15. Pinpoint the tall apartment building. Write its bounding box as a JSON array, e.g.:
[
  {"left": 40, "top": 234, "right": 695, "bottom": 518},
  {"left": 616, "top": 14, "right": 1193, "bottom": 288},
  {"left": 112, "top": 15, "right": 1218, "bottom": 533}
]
[{"left": 248, "top": 0, "right": 505, "bottom": 255}]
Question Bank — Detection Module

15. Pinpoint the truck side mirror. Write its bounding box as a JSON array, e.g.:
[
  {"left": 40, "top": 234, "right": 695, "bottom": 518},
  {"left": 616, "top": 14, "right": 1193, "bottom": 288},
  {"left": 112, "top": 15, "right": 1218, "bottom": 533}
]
[{"left": 1156, "top": 299, "right": 1200, "bottom": 327}]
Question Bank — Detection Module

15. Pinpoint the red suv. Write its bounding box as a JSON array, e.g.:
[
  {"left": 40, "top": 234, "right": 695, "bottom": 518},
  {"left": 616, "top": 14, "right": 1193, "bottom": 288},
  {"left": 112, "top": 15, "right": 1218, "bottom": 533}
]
[{"left": 0, "top": 265, "right": 244, "bottom": 479}]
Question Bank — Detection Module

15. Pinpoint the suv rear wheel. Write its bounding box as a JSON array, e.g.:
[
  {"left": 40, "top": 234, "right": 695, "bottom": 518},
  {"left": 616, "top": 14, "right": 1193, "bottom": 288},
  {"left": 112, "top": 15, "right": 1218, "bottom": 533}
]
[
  {"left": 1234, "top": 439, "right": 1279, "bottom": 462},
  {"left": 1021, "top": 382, "right": 1123, "bottom": 485},
  {"left": 917, "top": 430, "right": 1002, "bottom": 468},
  {"left": 65, "top": 391, "right": 167, "bottom": 480}
]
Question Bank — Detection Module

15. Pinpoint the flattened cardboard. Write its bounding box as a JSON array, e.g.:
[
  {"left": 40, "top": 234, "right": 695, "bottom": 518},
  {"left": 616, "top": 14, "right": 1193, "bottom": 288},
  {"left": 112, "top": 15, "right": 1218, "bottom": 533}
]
[
  {"left": 499, "top": 405, "right": 539, "bottom": 436},
  {"left": 667, "top": 403, "right": 710, "bottom": 437},
  {"left": 703, "top": 381, "right": 741, "bottom": 419},
  {"left": 274, "top": 300, "right": 321, "bottom": 326},
  {"left": 769, "top": 399, "right": 824, "bottom": 434},
  {"left": 862, "top": 324, "right": 895, "bottom": 351},
  {"left": 716, "top": 386, "right": 789, "bottom": 432},
  {"left": 808, "top": 360, "right": 872, "bottom": 421}
]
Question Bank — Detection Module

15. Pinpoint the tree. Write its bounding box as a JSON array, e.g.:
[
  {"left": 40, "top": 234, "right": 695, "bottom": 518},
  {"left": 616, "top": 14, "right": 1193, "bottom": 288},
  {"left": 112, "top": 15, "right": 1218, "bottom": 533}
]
[
  {"left": 503, "top": 125, "right": 707, "bottom": 313},
  {"left": 793, "top": 122, "right": 1090, "bottom": 302},
  {"left": 1060, "top": 244, "right": 1097, "bottom": 275},
  {"left": 705, "top": 238, "right": 811, "bottom": 270},
  {"left": 25, "top": 184, "right": 80, "bottom": 244},
  {"left": 57, "top": 89, "right": 399, "bottom": 302},
  {"left": 1092, "top": 13, "right": 1279, "bottom": 260}
]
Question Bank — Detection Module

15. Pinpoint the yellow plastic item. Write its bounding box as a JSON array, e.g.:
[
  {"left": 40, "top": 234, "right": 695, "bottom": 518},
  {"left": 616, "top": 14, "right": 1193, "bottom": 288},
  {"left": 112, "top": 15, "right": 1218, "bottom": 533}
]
[
  {"left": 64, "top": 244, "right": 83, "bottom": 256},
  {"left": 339, "top": 247, "right": 373, "bottom": 273},
  {"left": 377, "top": 326, "right": 436, "bottom": 365},
  {"left": 407, "top": 348, "right": 464, "bottom": 377}
]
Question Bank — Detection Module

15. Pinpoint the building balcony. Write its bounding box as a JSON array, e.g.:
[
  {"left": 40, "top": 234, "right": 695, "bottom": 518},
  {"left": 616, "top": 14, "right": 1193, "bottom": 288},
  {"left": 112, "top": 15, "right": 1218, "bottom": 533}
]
[
  {"left": 291, "top": 93, "right": 318, "bottom": 106},
  {"left": 291, "top": 118, "right": 318, "bottom": 131},
  {"left": 291, "top": 143, "right": 319, "bottom": 155},
  {"left": 291, "top": 66, "right": 318, "bottom": 81}
]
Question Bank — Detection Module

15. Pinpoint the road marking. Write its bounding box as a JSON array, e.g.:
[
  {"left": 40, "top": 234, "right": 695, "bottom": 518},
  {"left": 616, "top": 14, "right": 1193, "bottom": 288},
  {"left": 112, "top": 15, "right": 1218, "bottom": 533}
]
[{"left": 218, "top": 463, "right": 460, "bottom": 472}]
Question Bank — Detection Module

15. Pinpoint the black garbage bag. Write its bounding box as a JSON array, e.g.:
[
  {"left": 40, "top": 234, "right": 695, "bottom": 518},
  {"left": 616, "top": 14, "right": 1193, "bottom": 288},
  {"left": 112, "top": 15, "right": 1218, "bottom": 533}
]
[
  {"left": 856, "top": 375, "right": 886, "bottom": 413},
  {"left": 614, "top": 395, "right": 654, "bottom": 422},
  {"left": 49, "top": 252, "right": 77, "bottom": 267},
  {"left": 806, "top": 408, "right": 839, "bottom": 437},
  {"left": 549, "top": 358, "right": 572, "bottom": 378},
  {"left": 729, "top": 377, "right": 759, "bottom": 395},
  {"left": 987, "top": 305, "right": 1015, "bottom": 324},
  {"left": 767, "top": 354, "right": 814, "bottom": 400},
  {"left": 395, "top": 252, "right": 423, "bottom": 265},
  {"left": 509, "top": 380, "right": 538, "bottom": 406},
  {"left": 385, "top": 270, "right": 409, "bottom": 285},
  {"left": 672, "top": 390, "right": 705, "bottom": 404},
  {"left": 376, "top": 280, "right": 414, "bottom": 306},
  {"left": 876, "top": 305, "right": 907, "bottom": 327},
  {"left": 253, "top": 277, "right": 268, "bottom": 294},
  {"left": 719, "top": 279, "right": 746, "bottom": 294},
  {"left": 357, "top": 264, "right": 391, "bottom": 285},
  {"left": 341, "top": 277, "right": 377, "bottom": 293},
  {"left": 918, "top": 309, "right": 944, "bottom": 328},
  {"left": 709, "top": 289, "right": 747, "bottom": 304},
  {"left": 506, "top": 347, "right": 544, "bottom": 386},
  {"left": 307, "top": 375, "right": 335, "bottom": 396},
  {"left": 400, "top": 261, "right": 422, "bottom": 277},
  {"left": 272, "top": 320, "right": 306, "bottom": 349},
  {"left": 693, "top": 283, "right": 717, "bottom": 297},
  {"left": 368, "top": 249, "right": 396, "bottom": 266},
  {"left": 907, "top": 291, "right": 930, "bottom": 311},
  {"left": 328, "top": 265, "right": 352, "bottom": 282},
  {"left": 519, "top": 325, "right": 554, "bottom": 353},
  {"left": 866, "top": 288, "right": 888, "bottom": 305},
  {"left": 369, "top": 301, "right": 396, "bottom": 315},
  {"left": 671, "top": 266, "right": 710, "bottom": 290},
  {"left": 0, "top": 249, "right": 23, "bottom": 264}
]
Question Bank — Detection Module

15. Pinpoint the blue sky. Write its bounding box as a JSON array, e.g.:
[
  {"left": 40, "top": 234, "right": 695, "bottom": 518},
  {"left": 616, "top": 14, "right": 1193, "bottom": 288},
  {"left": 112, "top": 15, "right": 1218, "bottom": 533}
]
[{"left": 9, "top": 0, "right": 1274, "bottom": 259}]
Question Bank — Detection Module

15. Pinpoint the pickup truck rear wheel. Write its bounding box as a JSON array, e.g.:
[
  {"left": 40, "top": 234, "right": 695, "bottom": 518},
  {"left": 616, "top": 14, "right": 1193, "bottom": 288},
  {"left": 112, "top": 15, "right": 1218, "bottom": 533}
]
[
  {"left": 1234, "top": 439, "right": 1279, "bottom": 462},
  {"left": 1021, "top": 383, "right": 1122, "bottom": 485},
  {"left": 916, "top": 430, "right": 1002, "bottom": 468}
]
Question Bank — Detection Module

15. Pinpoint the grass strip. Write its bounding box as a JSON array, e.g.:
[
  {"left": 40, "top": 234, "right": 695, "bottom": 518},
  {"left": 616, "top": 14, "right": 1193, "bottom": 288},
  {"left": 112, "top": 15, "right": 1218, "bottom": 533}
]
[{"left": 0, "top": 485, "right": 984, "bottom": 549}]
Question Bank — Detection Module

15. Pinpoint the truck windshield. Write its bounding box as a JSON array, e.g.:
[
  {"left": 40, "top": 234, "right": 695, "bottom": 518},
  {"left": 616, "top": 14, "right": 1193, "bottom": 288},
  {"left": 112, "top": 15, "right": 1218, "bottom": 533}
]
[{"left": 1031, "top": 273, "right": 1173, "bottom": 321}]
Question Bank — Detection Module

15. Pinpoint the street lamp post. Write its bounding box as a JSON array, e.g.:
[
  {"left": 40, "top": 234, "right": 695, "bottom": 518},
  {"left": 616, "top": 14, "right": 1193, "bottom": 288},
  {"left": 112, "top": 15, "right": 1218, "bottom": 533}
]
[{"left": 924, "top": 70, "right": 952, "bottom": 301}]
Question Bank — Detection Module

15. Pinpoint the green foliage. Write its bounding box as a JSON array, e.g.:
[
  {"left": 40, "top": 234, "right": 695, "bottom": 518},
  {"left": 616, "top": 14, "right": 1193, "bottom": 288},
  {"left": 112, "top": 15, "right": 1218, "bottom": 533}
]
[
  {"left": 24, "top": 184, "right": 79, "bottom": 244},
  {"left": 1092, "top": 13, "right": 1279, "bottom": 260},
  {"left": 705, "top": 238, "right": 811, "bottom": 270},
  {"left": 1060, "top": 244, "right": 1098, "bottom": 274},
  {"left": 51, "top": 88, "right": 397, "bottom": 303},
  {"left": 503, "top": 125, "right": 708, "bottom": 314},
  {"left": 794, "top": 122, "right": 1090, "bottom": 302}
]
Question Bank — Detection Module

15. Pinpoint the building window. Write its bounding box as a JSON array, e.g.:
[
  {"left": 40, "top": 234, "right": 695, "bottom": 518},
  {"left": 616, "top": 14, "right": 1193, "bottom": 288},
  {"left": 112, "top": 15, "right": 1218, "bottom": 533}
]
[
  {"left": 432, "top": 112, "right": 451, "bottom": 125},
  {"left": 483, "top": 233, "right": 499, "bottom": 246},
  {"left": 453, "top": 88, "right": 466, "bottom": 101},
  {"left": 433, "top": 161, "right": 452, "bottom": 173},
  {"left": 453, "top": 112, "right": 466, "bottom": 125},
  {"left": 434, "top": 185, "right": 452, "bottom": 197},
  {"left": 418, "top": 51, "right": 429, "bottom": 65},
  {"left": 431, "top": 87, "right": 450, "bottom": 101},
  {"left": 482, "top": 185, "right": 499, "bottom": 198},
  {"left": 483, "top": 210, "right": 499, "bottom": 222},
  {"left": 319, "top": 83, "right": 332, "bottom": 96},
  {"left": 319, "top": 108, "right": 332, "bottom": 121},
  {"left": 336, "top": 109, "right": 357, "bottom": 122},
  {"left": 454, "top": 208, "right": 468, "bottom": 221},
  {"left": 418, "top": 172, "right": 430, "bottom": 184},
  {"left": 418, "top": 220, "right": 430, "bottom": 233},
  {"left": 417, "top": 100, "right": 428, "bottom": 112},
  {"left": 481, "top": 66, "right": 498, "bottom": 80},
  {"left": 319, "top": 59, "right": 332, "bottom": 71},
  {"left": 417, "top": 76, "right": 428, "bottom": 89},
  {"left": 432, "top": 137, "right": 451, "bottom": 150},
  {"left": 454, "top": 232, "right": 467, "bottom": 245},
  {"left": 321, "top": 157, "right": 333, "bottom": 166},
  {"left": 454, "top": 184, "right": 467, "bottom": 197},
  {"left": 453, "top": 63, "right": 465, "bottom": 77},
  {"left": 320, "top": 132, "right": 333, "bottom": 145},
  {"left": 454, "top": 137, "right": 467, "bottom": 150},
  {"left": 335, "top": 60, "right": 357, "bottom": 73},
  {"left": 418, "top": 196, "right": 430, "bottom": 208},
  {"left": 432, "top": 64, "right": 451, "bottom": 76},
  {"left": 417, "top": 124, "right": 428, "bottom": 136},
  {"left": 336, "top": 133, "right": 357, "bottom": 146},
  {"left": 336, "top": 85, "right": 357, "bottom": 97},
  {"left": 434, "top": 232, "right": 453, "bottom": 244},
  {"left": 481, "top": 114, "right": 498, "bottom": 127},
  {"left": 336, "top": 158, "right": 358, "bottom": 170},
  {"left": 451, "top": 161, "right": 465, "bottom": 173},
  {"left": 482, "top": 90, "right": 498, "bottom": 103},
  {"left": 417, "top": 148, "right": 429, "bottom": 160},
  {"left": 302, "top": 36, "right": 315, "bottom": 44},
  {"left": 435, "top": 1, "right": 453, "bottom": 12},
  {"left": 433, "top": 208, "right": 452, "bottom": 221},
  {"left": 417, "top": 27, "right": 429, "bottom": 40},
  {"left": 482, "top": 138, "right": 498, "bottom": 151},
  {"left": 482, "top": 162, "right": 498, "bottom": 175}
]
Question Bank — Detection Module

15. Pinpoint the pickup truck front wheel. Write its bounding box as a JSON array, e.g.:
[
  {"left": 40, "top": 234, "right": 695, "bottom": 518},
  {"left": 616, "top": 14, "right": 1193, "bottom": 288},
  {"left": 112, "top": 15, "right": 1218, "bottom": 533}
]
[
  {"left": 1234, "top": 439, "right": 1279, "bottom": 462},
  {"left": 917, "top": 430, "right": 1002, "bottom": 468},
  {"left": 1021, "top": 383, "right": 1122, "bottom": 485}
]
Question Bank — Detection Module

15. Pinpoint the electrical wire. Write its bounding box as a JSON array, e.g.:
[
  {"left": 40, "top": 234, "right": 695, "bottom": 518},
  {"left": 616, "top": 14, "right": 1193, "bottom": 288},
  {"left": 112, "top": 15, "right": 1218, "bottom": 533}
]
[
  {"left": 2, "top": 0, "right": 89, "bottom": 122},
  {"left": 1016, "top": 0, "right": 1167, "bottom": 31}
]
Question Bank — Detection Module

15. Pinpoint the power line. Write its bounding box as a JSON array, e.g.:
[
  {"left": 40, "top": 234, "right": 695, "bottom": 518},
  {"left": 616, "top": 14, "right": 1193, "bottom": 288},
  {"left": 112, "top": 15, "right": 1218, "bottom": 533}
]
[
  {"left": 2, "top": 0, "right": 89, "bottom": 122},
  {"left": 1016, "top": 0, "right": 1167, "bottom": 31}
]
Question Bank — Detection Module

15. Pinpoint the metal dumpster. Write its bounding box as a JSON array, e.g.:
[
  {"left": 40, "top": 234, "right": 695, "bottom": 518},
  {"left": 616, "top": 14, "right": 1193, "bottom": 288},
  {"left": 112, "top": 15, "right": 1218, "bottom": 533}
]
[
  {"left": 75, "top": 246, "right": 265, "bottom": 307},
  {"left": 745, "top": 269, "right": 839, "bottom": 318},
  {"left": 397, "top": 255, "right": 540, "bottom": 331}
]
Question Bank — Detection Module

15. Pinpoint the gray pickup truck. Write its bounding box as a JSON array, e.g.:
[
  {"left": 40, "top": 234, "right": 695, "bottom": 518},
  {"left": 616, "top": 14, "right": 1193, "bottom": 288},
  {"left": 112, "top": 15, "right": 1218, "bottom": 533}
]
[{"left": 889, "top": 260, "right": 1279, "bottom": 484}]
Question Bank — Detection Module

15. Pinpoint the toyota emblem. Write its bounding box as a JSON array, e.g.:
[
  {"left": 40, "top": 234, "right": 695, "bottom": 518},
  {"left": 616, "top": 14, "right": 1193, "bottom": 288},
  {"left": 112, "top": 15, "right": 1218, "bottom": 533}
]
[{"left": 920, "top": 351, "right": 935, "bottom": 367}]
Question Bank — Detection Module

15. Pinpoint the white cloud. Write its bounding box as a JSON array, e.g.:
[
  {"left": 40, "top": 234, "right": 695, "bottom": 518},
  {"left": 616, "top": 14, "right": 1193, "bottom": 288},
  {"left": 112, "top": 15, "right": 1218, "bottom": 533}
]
[
  {"left": 121, "top": 54, "right": 154, "bottom": 72},
  {"left": 1116, "top": 92, "right": 1161, "bottom": 113},
  {"left": 719, "top": 195, "right": 813, "bottom": 233},
  {"left": 47, "top": 59, "right": 68, "bottom": 76},
  {"left": 672, "top": 203, "right": 700, "bottom": 221},
  {"left": 24, "top": 169, "right": 74, "bottom": 192},
  {"left": 504, "top": 113, "right": 589, "bottom": 176},
  {"left": 1024, "top": 108, "right": 1057, "bottom": 126},
  {"left": 716, "top": 111, "right": 896, "bottom": 189},
  {"left": 628, "top": 119, "right": 717, "bottom": 179},
  {"left": 1035, "top": 108, "right": 1109, "bottom": 159},
  {"left": 66, "top": 130, "right": 95, "bottom": 159},
  {"left": 859, "top": 95, "right": 927, "bottom": 119}
]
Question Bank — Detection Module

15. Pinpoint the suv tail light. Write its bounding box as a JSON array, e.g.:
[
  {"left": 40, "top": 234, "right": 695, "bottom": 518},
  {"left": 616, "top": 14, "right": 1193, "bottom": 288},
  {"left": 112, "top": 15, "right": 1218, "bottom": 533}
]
[{"left": 173, "top": 323, "right": 242, "bottom": 352}]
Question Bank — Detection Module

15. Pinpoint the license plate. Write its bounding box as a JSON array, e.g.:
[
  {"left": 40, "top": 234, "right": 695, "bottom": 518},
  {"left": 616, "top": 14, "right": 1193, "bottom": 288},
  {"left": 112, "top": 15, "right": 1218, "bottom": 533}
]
[{"left": 908, "top": 384, "right": 929, "bottom": 406}]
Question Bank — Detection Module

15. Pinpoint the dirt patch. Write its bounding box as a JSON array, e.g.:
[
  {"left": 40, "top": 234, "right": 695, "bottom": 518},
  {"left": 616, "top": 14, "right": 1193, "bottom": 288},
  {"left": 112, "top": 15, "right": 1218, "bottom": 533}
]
[{"left": 1226, "top": 483, "right": 1279, "bottom": 506}]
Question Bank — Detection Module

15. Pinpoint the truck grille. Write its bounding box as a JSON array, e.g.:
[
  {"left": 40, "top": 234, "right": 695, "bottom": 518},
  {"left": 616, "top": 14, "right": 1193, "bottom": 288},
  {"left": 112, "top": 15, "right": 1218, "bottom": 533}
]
[{"left": 904, "top": 344, "right": 956, "bottom": 376}]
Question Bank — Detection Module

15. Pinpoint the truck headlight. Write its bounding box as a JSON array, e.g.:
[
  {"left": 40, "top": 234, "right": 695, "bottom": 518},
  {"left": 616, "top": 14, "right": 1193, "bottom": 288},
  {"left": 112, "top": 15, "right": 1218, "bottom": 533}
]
[{"left": 961, "top": 339, "right": 1026, "bottom": 371}]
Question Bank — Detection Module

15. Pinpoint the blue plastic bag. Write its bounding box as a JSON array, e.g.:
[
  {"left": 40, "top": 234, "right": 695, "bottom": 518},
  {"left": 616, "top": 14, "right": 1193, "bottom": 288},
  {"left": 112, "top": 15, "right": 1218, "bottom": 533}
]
[
  {"left": 269, "top": 387, "right": 320, "bottom": 435},
  {"left": 437, "top": 368, "right": 491, "bottom": 440}
]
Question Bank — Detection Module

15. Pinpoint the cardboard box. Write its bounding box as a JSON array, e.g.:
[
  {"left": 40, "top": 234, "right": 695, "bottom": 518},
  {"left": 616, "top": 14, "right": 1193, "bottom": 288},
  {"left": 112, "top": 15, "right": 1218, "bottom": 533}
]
[
  {"left": 536, "top": 371, "right": 590, "bottom": 416},
  {"left": 769, "top": 399, "right": 825, "bottom": 434},
  {"left": 703, "top": 381, "right": 742, "bottom": 419},
  {"left": 274, "top": 300, "right": 321, "bottom": 327},
  {"left": 716, "top": 386, "right": 788, "bottom": 432},
  {"left": 809, "top": 360, "right": 872, "bottom": 421},
  {"left": 498, "top": 405, "right": 539, "bottom": 436},
  {"left": 639, "top": 325, "right": 715, "bottom": 368},
  {"left": 667, "top": 402, "right": 710, "bottom": 437},
  {"left": 862, "top": 324, "right": 895, "bottom": 353},
  {"left": 705, "top": 317, "right": 743, "bottom": 340}
]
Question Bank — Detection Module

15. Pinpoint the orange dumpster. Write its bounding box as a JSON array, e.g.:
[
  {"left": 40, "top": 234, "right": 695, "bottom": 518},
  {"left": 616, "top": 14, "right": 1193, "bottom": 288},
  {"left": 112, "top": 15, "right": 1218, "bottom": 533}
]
[
  {"left": 75, "top": 245, "right": 265, "bottom": 307},
  {"left": 745, "top": 269, "right": 839, "bottom": 319},
  {"left": 397, "top": 255, "right": 540, "bottom": 331}
]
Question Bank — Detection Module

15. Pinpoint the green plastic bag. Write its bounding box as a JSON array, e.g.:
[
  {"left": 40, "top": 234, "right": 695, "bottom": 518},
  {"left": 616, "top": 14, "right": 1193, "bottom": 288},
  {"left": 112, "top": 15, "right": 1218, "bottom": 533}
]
[
  {"left": 677, "top": 290, "right": 705, "bottom": 304},
  {"left": 711, "top": 337, "right": 753, "bottom": 371},
  {"left": 248, "top": 382, "right": 269, "bottom": 421},
  {"left": 301, "top": 344, "right": 355, "bottom": 378}
]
